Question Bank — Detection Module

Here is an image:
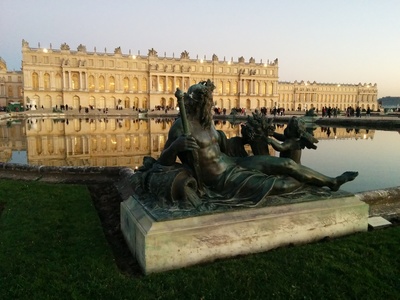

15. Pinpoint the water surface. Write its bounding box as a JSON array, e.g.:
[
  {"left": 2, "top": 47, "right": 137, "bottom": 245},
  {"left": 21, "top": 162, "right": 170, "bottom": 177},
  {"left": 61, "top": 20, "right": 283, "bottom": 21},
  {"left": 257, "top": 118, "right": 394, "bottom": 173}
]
[{"left": 1, "top": 117, "right": 399, "bottom": 193}]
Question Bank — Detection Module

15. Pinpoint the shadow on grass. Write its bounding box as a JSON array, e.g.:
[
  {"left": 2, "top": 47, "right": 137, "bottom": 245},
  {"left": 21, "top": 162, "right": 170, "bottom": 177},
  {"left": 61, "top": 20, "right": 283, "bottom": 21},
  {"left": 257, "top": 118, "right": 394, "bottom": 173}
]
[{"left": 87, "top": 183, "right": 143, "bottom": 277}]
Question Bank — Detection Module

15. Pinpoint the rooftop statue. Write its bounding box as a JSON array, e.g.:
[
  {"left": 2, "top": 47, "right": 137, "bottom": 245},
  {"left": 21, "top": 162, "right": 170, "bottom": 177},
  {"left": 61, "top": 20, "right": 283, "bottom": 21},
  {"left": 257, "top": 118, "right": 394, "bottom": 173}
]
[{"left": 128, "top": 80, "right": 358, "bottom": 215}]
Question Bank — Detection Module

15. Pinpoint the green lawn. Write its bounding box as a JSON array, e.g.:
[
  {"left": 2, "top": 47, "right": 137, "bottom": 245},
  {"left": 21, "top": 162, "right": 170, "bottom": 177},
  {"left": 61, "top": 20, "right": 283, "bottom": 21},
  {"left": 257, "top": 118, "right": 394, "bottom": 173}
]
[{"left": 0, "top": 179, "right": 399, "bottom": 299}]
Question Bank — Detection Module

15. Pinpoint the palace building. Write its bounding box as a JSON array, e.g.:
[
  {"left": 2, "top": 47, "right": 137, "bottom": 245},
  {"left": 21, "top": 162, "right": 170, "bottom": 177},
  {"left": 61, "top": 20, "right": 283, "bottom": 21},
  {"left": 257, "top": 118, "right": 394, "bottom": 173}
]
[
  {"left": 0, "top": 57, "right": 23, "bottom": 107},
  {"left": 18, "top": 40, "right": 378, "bottom": 112}
]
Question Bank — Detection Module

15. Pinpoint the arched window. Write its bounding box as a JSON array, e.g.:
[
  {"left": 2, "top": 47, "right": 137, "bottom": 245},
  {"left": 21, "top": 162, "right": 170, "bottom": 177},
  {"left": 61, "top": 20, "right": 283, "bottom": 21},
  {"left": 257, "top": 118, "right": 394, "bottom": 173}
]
[
  {"left": 176, "top": 78, "right": 182, "bottom": 90},
  {"left": 99, "top": 76, "right": 105, "bottom": 92},
  {"left": 124, "top": 97, "right": 130, "bottom": 108},
  {"left": 142, "top": 97, "right": 148, "bottom": 109},
  {"left": 107, "top": 96, "right": 116, "bottom": 108},
  {"left": 225, "top": 81, "right": 230, "bottom": 94},
  {"left": 44, "top": 73, "right": 50, "bottom": 90},
  {"left": 268, "top": 83, "right": 273, "bottom": 95},
  {"left": 123, "top": 77, "right": 129, "bottom": 93},
  {"left": 72, "top": 73, "right": 79, "bottom": 90},
  {"left": 88, "top": 75, "right": 95, "bottom": 92},
  {"left": 134, "top": 97, "right": 139, "bottom": 108},
  {"left": 109, "top": 76, "right": 115, "bottom": 92},
  {"left": 141, "top": 78, "right": 147, "bottom": 92},
  {"left": 89, "top": 96, "right": 95, "bottom": 107},
  {"left": 160, "top": 77, "right": 166, "bottom": 92},
  {"left": 246, "top": 99, "right": 251, "bottom": 109},
  {"left": 132, "top": 77, "right": 138, "bottom": 92},
  {"left": 233, "top": 81, "right": 238, "bottom": 94},
  {"left": 167, "top": 78, "right": 173, "bottom": 92},
  {"left": 218, "top": 80, "right": 223, "bottom": 94},
  {"left": 255, "top": 82, "right": 259, "bottom": 94}
]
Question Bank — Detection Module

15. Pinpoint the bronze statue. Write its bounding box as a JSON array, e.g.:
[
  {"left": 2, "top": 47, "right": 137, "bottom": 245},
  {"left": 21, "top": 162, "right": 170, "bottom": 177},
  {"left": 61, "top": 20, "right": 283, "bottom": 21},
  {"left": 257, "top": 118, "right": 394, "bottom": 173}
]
[
  {"left": 149, "top": 80, "right": 358, "bottom": 208},
  {"left": 231, "top": 112, "right": 318, "bottom": 164},
  {"left": 268, "top": 116, "right": 318, "bottom": 164}
]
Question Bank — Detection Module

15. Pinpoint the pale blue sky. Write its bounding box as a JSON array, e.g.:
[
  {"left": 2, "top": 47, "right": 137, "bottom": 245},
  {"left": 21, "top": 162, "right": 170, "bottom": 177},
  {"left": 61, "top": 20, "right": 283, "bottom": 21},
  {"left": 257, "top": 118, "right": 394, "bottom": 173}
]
[{"left": 1, "top": 0, "right": 399, "bottom": 98}]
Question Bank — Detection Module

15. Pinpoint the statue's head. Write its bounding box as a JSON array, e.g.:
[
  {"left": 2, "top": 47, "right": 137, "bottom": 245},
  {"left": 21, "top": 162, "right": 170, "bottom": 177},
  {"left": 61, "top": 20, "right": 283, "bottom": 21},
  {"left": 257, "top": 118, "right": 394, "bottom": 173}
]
[
  {"left": 284, "top": 116, "right": 306, "bottom": 138},
  {"left": 285, "top": 117, "right": 318, "bottom": 148},
  {"left": 184, "top": 80, "right": 216, "bottom": 128},
  {"left": 184, "top": 80, "right": 215, "bottom": 106}
]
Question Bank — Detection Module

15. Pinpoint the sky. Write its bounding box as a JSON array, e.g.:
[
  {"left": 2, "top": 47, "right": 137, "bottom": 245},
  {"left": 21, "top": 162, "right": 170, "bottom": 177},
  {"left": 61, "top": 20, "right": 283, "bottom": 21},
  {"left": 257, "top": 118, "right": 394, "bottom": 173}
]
[{"left": 1, "top": 0, "right": 399, "bottom": 98}]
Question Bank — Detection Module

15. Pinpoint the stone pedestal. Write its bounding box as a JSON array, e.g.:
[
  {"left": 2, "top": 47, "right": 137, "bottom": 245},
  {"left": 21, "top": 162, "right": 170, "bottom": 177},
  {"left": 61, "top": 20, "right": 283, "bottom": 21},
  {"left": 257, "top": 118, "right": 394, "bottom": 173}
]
[{"left": 121, "top": 194, "right": 369, "bottom": 274}]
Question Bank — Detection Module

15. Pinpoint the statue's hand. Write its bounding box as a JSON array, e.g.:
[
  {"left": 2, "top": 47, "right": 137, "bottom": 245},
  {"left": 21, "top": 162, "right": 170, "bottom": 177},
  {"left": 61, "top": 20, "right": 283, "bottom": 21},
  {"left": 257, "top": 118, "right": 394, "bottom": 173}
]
[
  {"left": 173, "top": 135, "right": 199, "bottom": 152},
  {"left": 175, "top": 88, "right": 183, "bottom": 99}
]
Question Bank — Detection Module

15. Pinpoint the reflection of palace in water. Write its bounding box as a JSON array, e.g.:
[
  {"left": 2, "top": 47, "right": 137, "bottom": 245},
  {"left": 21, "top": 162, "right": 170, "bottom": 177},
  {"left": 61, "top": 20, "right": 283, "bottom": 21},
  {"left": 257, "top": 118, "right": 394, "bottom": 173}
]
[
  {"left": 0, "top": 121, "right": 26, "bottom": 162},
  {"left": 0, "top": 118, "right": 375, "bottom": 167}
]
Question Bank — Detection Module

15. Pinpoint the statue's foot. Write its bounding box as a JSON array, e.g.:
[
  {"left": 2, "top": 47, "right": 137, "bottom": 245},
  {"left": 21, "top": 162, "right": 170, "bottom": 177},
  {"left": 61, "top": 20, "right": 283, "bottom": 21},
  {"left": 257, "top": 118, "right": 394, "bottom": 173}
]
[{"left": 331, "top": 171, "right": 359, "bottom": 191}]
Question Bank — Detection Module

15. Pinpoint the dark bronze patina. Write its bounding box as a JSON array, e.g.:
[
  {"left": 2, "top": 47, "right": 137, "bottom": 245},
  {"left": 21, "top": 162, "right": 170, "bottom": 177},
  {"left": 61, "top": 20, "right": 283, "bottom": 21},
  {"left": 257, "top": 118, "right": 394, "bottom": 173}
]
[{"left": 127, "top": 80, "right": 358, "bottom": 216}]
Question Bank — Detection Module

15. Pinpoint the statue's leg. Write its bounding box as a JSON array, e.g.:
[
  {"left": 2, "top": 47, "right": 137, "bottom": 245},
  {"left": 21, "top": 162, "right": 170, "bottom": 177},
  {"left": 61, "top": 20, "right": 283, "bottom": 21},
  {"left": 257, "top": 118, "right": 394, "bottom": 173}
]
[
  {"left": 270, "top": 176, "right": 302, "bottom": 195},
  {"left": 237, "top": 156, "right": 358, "bottom": 190}
]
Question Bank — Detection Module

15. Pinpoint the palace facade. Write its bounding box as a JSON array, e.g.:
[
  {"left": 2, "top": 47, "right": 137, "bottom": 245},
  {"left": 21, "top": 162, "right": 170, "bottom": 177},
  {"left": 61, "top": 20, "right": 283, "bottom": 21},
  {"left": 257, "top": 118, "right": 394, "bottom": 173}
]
[
  {"left": 17, "top": 40, "right": 377, "bottom": 112},
  {"left": 0, "top": 57, "right": 23, "bottom": 107}
]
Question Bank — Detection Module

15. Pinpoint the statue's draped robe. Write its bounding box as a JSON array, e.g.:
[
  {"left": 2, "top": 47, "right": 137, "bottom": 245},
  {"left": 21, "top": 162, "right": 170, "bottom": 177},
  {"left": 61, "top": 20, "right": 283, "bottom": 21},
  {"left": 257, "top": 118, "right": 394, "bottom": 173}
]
[{"left": 202, "top": 162, "right": 277, "bottom": 207}]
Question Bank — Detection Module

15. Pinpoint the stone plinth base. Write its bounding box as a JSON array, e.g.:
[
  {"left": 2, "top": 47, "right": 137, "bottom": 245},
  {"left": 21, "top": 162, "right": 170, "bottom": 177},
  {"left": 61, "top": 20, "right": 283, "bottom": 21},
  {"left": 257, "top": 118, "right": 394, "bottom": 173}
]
[{"left": 121, "top": 194, "right": 368, "bottom": 274}]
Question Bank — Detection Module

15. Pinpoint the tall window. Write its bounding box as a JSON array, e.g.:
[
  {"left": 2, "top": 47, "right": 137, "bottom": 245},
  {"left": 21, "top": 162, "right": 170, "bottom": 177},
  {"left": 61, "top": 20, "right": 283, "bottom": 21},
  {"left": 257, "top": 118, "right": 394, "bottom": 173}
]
[
  {"left": 218, "top": 80, "right": 223, "bottom": 94},
  {"left": 225, "top": 81, "right": 230, "bottom": 94},
  {"left": 141, "top": 78, "right": 147, "bottom": 92},
  {"left": 32, "top": 72, "right": 39, "bottom": 90},
  {"left": 44, "top": 73, "right": 50, "bottom": 90},
  {"left": 168, "top": 78, "right": 173, "bottom": 92},
  {"left": 72, "top": 73, "right": 80, "bottom": 90},
  {"left": 109, "top": 76, "right": 115, "bottom": 92},
  {"left": 123, "top": 77, "right": 129, "bottom": 92},
  {"left": 88, "top": 75, "right": 95, "bottom": 92},
  {"left": 132, "top": 78, "right": 138, "bottom": 92},
  {"left": 99, "top": 76, "right": 105, "bottom": 92},
  {"left": 159, "top": 77, "right": 166, "bottom": 92},
  {"left": 233, "top": 81, "right": 238, "bottom": 94}
]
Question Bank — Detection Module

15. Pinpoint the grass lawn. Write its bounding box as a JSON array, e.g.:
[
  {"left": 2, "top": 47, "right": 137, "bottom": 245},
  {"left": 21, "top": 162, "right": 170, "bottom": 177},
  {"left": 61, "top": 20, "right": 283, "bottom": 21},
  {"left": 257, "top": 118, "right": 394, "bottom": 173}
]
[{"left": 0, "top": 178, "right": 399, "bottom": 299}]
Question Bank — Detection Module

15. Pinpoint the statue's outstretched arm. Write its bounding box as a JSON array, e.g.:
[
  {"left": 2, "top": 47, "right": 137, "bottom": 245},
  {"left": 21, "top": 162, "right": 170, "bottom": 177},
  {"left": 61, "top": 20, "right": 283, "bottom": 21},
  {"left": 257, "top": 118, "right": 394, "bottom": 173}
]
[
  {"left": 272, "top": 132, "right": 286, "bottom": 142},
  {"left": 268, "top": 137, "right": 299, "bottom": 152}
]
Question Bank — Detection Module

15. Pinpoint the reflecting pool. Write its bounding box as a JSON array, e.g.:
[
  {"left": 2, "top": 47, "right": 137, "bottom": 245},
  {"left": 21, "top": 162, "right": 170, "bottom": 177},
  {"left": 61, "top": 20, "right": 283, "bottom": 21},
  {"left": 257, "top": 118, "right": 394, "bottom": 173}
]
[{"left": 1, "top": 117, "right": 399, "bottom": 193}]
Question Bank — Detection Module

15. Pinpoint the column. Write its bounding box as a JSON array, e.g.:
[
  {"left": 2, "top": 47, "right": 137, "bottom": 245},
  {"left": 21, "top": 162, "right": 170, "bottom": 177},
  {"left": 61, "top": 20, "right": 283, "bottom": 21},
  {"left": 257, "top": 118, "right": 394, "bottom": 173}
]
[
  {"left": 68, "top": 72, "right": 72, "bottom": 91},
  {"left": 63, "top": 71, "right": 66, "bottom": 90}
]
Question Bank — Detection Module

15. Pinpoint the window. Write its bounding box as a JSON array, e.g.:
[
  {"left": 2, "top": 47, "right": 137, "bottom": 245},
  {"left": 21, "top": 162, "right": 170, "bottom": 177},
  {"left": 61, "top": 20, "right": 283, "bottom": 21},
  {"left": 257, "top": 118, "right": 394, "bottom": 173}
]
[
  {"left": 72, "top": 73, "right": 80, "bottom": 90},
  {"left": 109, "top": 76, "right": 115, "bottom": 92},
  {"left": 123, "top": 77, "right": 129, "bottom": 92},
  {"left": 32, "top": 72, "right": 39, "bottom": 90},
  {"left": 88, "top": 75, "right": 95, "bottom": 92},
  {"left": 99, "top": 76, "right": 105, "bottom": 92},
  {"left": 44, "top": 73, "right": 50, "bottom": 90}
]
